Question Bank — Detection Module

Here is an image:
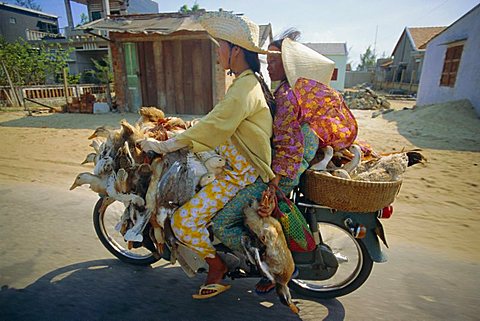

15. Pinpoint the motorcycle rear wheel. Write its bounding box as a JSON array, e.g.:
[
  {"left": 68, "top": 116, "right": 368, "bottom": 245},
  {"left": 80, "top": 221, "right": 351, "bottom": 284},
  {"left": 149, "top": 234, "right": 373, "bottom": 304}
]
[
  {"left": 93, "top": 198, "right": 160, "bottom": 266},
  {"left": 289, "top": 222, "right": 373, "bottom": 299}
]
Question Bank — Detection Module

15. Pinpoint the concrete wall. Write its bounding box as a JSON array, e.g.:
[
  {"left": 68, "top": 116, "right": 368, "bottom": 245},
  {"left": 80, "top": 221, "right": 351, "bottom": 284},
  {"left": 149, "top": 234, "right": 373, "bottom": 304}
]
[
  {"left": 324, "top": 54, "right": 347, "bottom": 91},
  {"left": 345, "top": 71, "right": 374, "bottom": 88},
  {"left": 391, "top": 30, "right": 422, "bottom": 84},
  {"left": 326, "top": 55, "right": 347, "bottom": 90},
  {"left": 416, "top": 6, "right": 480, "bottom": 115},
  {"left": 69, "top": 50, "right": 108, "bottom": 75},
  {"left": 0, "top": 5, "right": 58, "bottom": 42}
]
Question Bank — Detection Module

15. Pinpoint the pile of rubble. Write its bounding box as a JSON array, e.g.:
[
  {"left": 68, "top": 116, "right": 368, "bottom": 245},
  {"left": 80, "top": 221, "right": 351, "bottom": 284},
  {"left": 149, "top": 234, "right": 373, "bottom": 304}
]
[{"left": 343, "top": 87, "right": 391, "bottom": 110}]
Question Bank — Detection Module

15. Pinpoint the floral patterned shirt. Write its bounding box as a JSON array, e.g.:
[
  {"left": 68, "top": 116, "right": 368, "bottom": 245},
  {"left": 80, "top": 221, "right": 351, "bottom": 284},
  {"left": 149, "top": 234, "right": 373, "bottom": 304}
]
[{"left": 271, "top": 78, "right": 358, "bottom": 180}]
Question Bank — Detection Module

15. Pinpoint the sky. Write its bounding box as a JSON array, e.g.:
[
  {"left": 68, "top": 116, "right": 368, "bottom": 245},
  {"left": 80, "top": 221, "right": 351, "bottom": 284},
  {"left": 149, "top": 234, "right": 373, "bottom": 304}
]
[{"left": 5, "top": 0, "right": 479, "bottom": 68}]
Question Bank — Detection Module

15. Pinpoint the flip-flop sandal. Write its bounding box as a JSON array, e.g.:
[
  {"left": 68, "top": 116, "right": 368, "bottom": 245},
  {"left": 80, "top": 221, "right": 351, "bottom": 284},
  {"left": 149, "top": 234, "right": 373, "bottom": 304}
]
[
  {"left": 192, "top": 283, "right": 231, "bottom": 299},
  {"left": 255, "top": 267, "right": 299, "bottom": 295},
  {"left": 254, "top": 277, "right": 275, "bottom": 295}
]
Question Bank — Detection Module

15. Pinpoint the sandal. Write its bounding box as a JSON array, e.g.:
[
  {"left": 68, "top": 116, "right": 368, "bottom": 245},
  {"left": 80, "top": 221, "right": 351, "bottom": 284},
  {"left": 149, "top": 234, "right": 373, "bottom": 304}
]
[
  {"left": 192, "top": 283, "right": 231, "bottom": 299},
  {"left": 254, "top": 277, "right": 275, "bottom": 294},
  {"left": 254, "top": 267, "right": 299, "bottom": 295}
]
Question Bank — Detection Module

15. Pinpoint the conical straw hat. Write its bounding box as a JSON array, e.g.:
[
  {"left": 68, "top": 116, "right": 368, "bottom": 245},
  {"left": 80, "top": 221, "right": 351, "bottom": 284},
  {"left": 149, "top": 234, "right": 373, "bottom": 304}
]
[
  {"left": 199, "top": 11, "right": 267, "bottom": 54},
  {"left": 282, "top": 38, "right": 335, "bottom": 86}
]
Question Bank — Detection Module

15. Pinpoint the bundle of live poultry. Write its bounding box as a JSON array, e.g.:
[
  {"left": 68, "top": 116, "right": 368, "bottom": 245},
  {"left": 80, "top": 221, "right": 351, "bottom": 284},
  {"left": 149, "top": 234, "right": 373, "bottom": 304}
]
[
  {"left": 70, "top": 107, "right": 225, "bottom": 245},
  {"left": 309, "top": 144, "right": 426, "bottom": 182}
]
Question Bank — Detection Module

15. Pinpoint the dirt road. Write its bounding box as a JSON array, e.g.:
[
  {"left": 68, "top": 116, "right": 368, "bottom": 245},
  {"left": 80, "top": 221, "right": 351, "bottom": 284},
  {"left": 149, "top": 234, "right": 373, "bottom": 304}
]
[{"left": 0, "top": 108, "right": 479, "bottom": 320}]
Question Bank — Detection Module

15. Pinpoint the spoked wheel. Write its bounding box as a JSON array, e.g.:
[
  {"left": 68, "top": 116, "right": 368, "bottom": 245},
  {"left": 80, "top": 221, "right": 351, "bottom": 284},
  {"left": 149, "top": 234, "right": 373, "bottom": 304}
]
[
  {"left": 289, "top": 222, "right": 373, "bottom": 299},
  {"left": 93, "top": 197, "right": 160, "bottom": 266}
]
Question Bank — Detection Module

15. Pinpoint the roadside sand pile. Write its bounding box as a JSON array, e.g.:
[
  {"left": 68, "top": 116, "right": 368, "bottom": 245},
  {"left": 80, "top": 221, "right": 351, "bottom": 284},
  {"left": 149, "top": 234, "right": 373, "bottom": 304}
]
[{"left": 382, "top": 99, "right": 480, "bottom": 151}]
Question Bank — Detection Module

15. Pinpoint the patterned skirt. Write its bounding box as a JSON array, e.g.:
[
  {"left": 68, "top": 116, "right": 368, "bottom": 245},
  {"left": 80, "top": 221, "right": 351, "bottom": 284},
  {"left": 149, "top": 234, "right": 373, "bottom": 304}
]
[
  {"left": 171, "top": 140, "right": 258, "bottom": 258},
  {"left": 212, "top": 124, "right": 318, "bottom": 251}
]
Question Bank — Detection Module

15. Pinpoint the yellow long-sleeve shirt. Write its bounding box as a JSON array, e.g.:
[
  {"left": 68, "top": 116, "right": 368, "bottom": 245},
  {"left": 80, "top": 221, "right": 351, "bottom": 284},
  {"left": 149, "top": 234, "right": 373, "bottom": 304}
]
[{"left": 174, "top": 70, "right": 275, "bottom": 182}]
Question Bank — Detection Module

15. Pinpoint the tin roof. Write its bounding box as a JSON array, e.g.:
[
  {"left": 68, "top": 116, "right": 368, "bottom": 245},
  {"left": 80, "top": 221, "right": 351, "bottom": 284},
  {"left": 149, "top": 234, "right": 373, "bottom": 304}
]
[
  {"left": 0, "top": 2, "right": 58, "bottom": 18},
  {"left": 80, "top": 13, "right": 204, "bottom": 34},
  {"left": 81, "top": 12, "right": 272, "bottom": 46}
]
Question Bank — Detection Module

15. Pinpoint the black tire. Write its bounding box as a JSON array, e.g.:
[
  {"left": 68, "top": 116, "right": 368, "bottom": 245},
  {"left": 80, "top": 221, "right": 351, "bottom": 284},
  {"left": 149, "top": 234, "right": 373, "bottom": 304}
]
[
  {"left": 93, "top": 198, "right": 160, "bottom": 266},
  {"left": 289, "top": 222, "right": 373, "bottom": 299}
]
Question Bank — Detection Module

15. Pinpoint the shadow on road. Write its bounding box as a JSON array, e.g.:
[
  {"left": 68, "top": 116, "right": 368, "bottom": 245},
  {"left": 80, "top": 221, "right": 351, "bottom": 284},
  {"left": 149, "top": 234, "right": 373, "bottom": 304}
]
[{"left": 0, "top": 259, "right": 345, "bottom": 321}]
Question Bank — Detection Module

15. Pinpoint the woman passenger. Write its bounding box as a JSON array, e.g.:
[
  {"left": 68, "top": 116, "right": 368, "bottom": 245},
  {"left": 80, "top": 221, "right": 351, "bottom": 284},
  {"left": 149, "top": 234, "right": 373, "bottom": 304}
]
[{"left": 212, "top": 30, "right": 359, "bottom": 294}]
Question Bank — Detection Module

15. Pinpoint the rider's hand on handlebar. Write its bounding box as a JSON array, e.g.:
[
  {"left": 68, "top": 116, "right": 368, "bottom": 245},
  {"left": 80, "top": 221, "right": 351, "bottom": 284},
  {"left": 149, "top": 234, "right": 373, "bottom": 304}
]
[
  {"left": 136, "top": 138, "right": 170, "bottom": 154},
  {"left": 136, "top": 137, "right": 189, "bottom": 154}
]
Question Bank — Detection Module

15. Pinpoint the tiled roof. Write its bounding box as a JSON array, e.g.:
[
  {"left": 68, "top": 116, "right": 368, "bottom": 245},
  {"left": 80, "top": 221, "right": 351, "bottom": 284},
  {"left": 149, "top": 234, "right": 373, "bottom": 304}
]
[
  {"left": 303, "top": 42, "right": 347, "bottom": 56},
  {"left": 408, "top": 27, "right": 447, "bottom": 49}
]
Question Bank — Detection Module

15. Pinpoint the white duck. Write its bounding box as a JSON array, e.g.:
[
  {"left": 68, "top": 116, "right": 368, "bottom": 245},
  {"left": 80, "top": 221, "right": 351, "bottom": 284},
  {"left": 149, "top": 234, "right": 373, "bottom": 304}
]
[
  {"left": 70, "top": 172, "right": 107, "bottom": 195},
  {"left": 81, "top": 152, "right": 97, "bottom": 165},
  {"left": 341, "top": 144, "right": 362, "bottom": 174},
  {"left": 309, "top": 146, "right": 334, "bottom": 171}
]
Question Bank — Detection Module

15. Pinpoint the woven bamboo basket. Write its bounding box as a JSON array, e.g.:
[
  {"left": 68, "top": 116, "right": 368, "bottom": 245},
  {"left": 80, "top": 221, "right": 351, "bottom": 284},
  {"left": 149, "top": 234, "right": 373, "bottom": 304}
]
[{"left": 301, "top": 170, "right": 403, "bottom": 212}]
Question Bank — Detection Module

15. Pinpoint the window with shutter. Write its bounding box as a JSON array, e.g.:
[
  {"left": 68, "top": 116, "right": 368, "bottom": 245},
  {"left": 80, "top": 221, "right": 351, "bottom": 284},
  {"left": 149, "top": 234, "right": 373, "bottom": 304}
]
[
  {"left": 331, "top": 68, "right": 338, "bottom": 81},
  {"left": 440, "top": 45, "right": 463, "bottom": 87}
]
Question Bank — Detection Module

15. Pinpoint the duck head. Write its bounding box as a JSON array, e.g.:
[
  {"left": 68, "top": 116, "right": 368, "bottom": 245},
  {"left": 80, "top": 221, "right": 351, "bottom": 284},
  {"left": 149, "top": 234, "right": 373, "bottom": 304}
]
[
  {"left": 343, "top": 144, "right": 362, "bottom": 173},
  {"left": 204, "top": 156, "right": 226, "bottom": 175},
  {"left": 70, "top": 172, "right": 95, "bottom": 190},
  {"left": 81, "top": 152, "right": 97, "bottom": 165},
  {"left": 88, "top": 126, "right": 111, "bottom": 140}
]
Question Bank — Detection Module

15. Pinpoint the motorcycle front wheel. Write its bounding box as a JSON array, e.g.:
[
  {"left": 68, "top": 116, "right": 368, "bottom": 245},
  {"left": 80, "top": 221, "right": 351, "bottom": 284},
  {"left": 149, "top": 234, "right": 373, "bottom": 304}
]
[
  {"left": 93, "top": 197, "right": 160, "bottom": 266},
  {"left": 289, "top": 222, "right": 373, "bottom": 299}
]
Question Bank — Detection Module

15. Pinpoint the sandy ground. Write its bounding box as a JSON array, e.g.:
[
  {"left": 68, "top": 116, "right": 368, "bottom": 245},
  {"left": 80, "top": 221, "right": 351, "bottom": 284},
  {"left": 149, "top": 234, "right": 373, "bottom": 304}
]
[{"left": 0, "top": 99, "right": 479, "bottom": 263}]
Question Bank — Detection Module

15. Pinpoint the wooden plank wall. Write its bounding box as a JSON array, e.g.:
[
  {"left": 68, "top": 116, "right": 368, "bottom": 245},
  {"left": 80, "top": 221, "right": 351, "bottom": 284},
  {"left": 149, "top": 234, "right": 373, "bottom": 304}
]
[
  {"left": 139, "top": 38, "right": 214, "bottom": 115},
  {"left": 137, "top": 42, "right": 158, "bottom": 107}
]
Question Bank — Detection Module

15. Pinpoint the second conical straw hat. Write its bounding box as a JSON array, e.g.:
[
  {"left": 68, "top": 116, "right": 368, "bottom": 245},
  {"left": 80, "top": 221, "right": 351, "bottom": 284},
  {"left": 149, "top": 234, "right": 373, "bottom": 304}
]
[{"left": 282, "top": 38, "right": 335, "bottom": 86}]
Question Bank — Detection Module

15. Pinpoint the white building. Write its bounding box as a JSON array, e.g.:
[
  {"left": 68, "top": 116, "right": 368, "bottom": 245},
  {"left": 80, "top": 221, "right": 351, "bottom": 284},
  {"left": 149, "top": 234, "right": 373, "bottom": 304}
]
[
  {"left": 304, "top": 42, "right": 348, "bottom": 91},
  {"left": 416, "top": 4, "right": 480, "bottom": 115}
]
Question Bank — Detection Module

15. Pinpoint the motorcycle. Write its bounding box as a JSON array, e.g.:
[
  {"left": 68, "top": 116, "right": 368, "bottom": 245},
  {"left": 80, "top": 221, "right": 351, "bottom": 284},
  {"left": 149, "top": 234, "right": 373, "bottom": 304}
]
[{"left": 92, "top": 179, "right": 392, "bottom": 300}]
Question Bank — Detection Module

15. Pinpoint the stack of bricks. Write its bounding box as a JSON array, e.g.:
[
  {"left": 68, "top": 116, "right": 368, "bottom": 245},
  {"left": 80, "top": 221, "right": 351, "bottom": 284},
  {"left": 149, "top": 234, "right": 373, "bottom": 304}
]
[
  {"left": 80, "top": 93, "right": 95, "bottom": 113},
  {"left": 68, "top": 97, "right": 80, "bottom": 113},
  {"left": 68, "top": 93, "right": 95, "bottom": 113}
]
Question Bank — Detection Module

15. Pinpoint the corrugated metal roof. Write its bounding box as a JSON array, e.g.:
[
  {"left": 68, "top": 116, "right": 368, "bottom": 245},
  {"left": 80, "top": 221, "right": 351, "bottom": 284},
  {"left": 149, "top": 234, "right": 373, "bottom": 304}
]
[
  {"left": 303, "top": 42, "right": 347, "bottom": 56},
  {"left": 80, "top": 13, "right": 204, "bottom": 34},
  {"left": 0, "top": 2, "right": 58, "bottom": 18},
  {"left": 81, "top": 12, "right": 272, "bottom": 46}
]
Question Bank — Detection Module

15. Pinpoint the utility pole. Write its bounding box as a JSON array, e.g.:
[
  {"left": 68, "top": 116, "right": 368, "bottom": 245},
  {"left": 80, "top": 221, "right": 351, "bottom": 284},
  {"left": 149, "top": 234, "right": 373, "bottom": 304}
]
[
  {"left": 64, "top": 0, "right": 74, "bottom": 31},
  {"left": 373, "top": 25, "right": 378, "bottom": 57}
]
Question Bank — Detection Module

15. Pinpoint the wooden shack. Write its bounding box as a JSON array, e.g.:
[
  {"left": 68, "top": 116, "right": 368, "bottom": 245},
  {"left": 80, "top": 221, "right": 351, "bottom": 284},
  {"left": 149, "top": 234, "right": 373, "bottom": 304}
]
[{"left": 82, "top": 12, "right": 272, "bottom": 114}]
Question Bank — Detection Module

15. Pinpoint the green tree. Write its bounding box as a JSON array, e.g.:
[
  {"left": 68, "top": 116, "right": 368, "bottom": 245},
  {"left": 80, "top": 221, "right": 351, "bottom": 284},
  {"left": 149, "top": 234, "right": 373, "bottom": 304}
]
[
  {"left": 356, "top": 45, "right": 377, "bottom": 71},
  {"left": 0, "top": 36, "right": 73, "bottom": 86},
  {"left": 85, "top": 57, "right": 113, "bottom": 107},
  {"left": 14, "top": 0, "right": 41, "bottom": 11},
  {"left": 179, "top": 2, "right": 202, "bottom": 13},
  {"left": 77, "top": 13, "right": 89, "bottom": 27},
  {"left": 86, "top": 57, "right": 113, "bottom": 84}
]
